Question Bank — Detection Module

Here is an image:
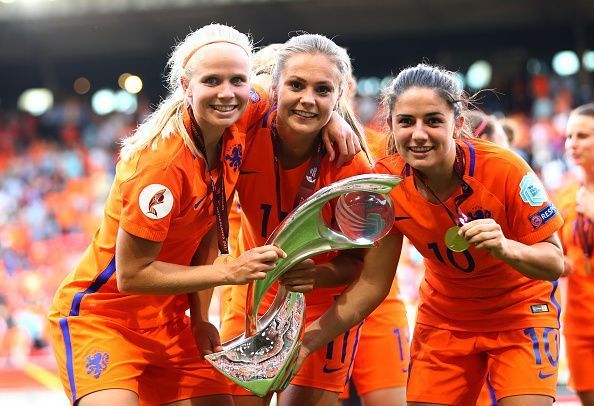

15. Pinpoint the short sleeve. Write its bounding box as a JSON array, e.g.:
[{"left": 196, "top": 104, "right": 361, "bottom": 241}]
[
  {"left": 119, "top": 159, "right": 183, "bottom": 242},
  {"left": 503, "top": 154, "right": 563, "bottom": 245},
  {"left": 237, "top": 84, "right": 270, "bottom": 134}
]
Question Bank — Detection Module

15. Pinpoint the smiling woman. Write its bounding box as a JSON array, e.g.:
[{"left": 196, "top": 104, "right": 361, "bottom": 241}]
[
  {"left": 219, "top": 34, "right": 375, "bottom": 406},
  {"left": 46, "top": 23, "right": 289, "bottom": 406},
  {"left": 373, "top": 64, "right": 565, "bottom": 406}
]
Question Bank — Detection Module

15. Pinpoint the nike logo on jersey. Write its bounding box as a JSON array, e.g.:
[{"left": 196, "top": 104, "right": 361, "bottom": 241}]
[
  {"left": 322, "top": 365, "right": 342, "bottom": 373},
  {"left": 538, "top": 370, "right": 555, "bottom": 379},
  {"left": 394, "top": 216, "right": 411, "bottom": 221},
  {"left": 239, "top": 170, "right": 258, "bottom": 175},
  {"left": 194, "top": 195, "right": 207, "bottom": 209}
]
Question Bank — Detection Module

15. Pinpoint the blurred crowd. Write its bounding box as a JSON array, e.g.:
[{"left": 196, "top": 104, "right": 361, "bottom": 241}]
[{"left": 0, "top": 70, "right": 588, "bottom": 370}]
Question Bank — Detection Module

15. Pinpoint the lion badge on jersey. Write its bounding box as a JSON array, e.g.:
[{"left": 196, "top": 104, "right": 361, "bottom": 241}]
[
  {"left": 139, "top": 184, "right": 174, "bottom": 219},
  {"left": 225, "top": 144, "right": 243, "bottom": 172},
  {"left": 519, "top": 173, "right": 547, "bottom": 207},
  {"left": 85, "top": 351, "right": 110, "bottom": 379}
]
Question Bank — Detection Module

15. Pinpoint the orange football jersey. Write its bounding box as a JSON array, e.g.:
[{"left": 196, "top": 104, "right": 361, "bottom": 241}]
[
  {"left": 374, "top": 137, "right": 563, "bottom": 332},
  {"left": 51, "top": 87, "right": 269, "bottom": 329}
]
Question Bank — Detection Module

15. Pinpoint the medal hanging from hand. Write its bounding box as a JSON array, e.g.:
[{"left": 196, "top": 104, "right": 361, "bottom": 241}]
[
  {"left": 576, "top": 213, "right": 593, "bottom": 275},
  {"left": 188, "top": 105, "right": 230, "bottom": 259},
  {"left": 270, "top": 120, "right": 325, "bottom": 222},
  {"left": 414, "top": 144, "right": 473, "bottom": 252}
]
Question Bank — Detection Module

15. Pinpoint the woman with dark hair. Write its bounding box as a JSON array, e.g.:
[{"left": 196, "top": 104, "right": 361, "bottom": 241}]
[{"left": 295, "top": 63, "right": 565, "bottom": 406}]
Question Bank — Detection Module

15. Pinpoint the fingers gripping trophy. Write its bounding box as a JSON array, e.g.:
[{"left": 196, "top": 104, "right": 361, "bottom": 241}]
[{"left": 205, "top": 174, "right": 401, "bottom": 396}]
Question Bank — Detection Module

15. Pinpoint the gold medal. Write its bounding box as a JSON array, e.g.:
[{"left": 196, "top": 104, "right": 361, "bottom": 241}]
[
  {"left": 213, "top": 254, "right": 234, "bottom": 265},
  {"left": 444, "top": 226, "right": 469, "bottom": 252}
]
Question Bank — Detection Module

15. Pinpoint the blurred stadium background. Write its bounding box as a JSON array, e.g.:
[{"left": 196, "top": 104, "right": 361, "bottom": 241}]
[{"left": 0, "top": 0, "right": 593, "bottom": 404}]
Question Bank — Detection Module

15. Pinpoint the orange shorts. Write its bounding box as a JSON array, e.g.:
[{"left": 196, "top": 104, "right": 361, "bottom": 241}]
[
  {"left": 339, "top": 301, "right": 409, "bottom": 399},
  {"left": 221, "top": 298, "right": 361, "bottom": 395},
  {"left": 564, "top": 334, "right": 594, "bottom": 392},
  {"left": 49, "top": 311, "right": 231, "bottom": 405},
  {"left": 407, "top": 323, "right": 559, "bottom": 405},
  {"left": 475, "top": 375, "right": 497, "bottom": 406}
]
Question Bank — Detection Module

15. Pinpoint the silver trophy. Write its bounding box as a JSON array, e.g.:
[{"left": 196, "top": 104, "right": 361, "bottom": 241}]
[{"left": 205, "top": 174, "right": 401, "bottom": 396}]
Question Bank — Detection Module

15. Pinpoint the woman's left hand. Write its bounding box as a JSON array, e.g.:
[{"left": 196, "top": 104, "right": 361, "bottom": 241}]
[
  {"left": 279, "top": 259, "right": 317, "bottom": 293},
  {"left": 459, "top": 219, "right": 510, "bottom": 260},
  {"left": 322, "top": 111, "right": 361, "bottom": 167},
  {"left": 191, "top": 320, "right": 223, "bottom": 357}
]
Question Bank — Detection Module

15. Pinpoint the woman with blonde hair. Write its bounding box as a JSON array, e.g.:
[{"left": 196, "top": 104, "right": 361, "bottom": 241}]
[
  {"left": 220, "top": 34, "right": 374, "bottom": 406},
  {"left": 48, "top": 23, "right": 357, "bottom": 405}
]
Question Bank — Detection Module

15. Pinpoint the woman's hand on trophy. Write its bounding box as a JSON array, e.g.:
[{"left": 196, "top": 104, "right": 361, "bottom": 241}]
[
  {"left": 191, "top": 320, "right": 223, "bottom": 357},
  {"left": 279, "top": 259, "right": 317, "bottom": 293},
  {"left": 224, "top": 245, "right": 286, "bottom": 285}
]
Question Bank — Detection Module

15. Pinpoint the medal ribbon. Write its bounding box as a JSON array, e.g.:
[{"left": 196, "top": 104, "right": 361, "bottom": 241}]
[
  {"left": 270, "top": 119, "right": 325, "bottom": 222},
  {"left": 413, "top": 143, "right": 473, "bottom": 227},
  {"left": 188, "top": 105, "right": 229, "bottom": 255},
  {"left": 576, "top": 213, "right": 593, "bottom": 266}
]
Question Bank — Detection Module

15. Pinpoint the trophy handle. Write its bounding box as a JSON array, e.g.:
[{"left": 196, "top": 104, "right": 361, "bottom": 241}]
[{"left": 247, "top": 173, "right": 401, "bottom": 334}]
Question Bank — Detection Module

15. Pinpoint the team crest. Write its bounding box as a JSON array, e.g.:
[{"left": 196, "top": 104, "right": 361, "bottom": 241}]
[
  {"left": 225, "top": 144, "right": 243, "bottom": 172},
  {"left": 248, "top": 87, "right": 261, "bottom": 103},
  {"left": 85, "top": 351, "right": 109, "bottom": 379},
  {"left": 306, "top": 167, "right": 319, "bottom": 183},
  {"left": 139, "top": 184, "right": 174, "bottom": 219},
  {"left": 519, "top": 173, "right": 547, "bottom": 207}
]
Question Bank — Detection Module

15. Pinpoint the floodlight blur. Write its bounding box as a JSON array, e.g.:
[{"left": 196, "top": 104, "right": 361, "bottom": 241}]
[
  {"left": 0, "top": 0, "right": 16, "bottom": 3},
  {"left": 380, "top": 76, "right": 392, "bottom": 90},
  {"left": 357, "top": 77, "right": 380, "bottom": 97},
  {"left": 124, "top": 75, "right": 143, "bottom": 94},
  {"left": 114, "top": 90, "right": 138, "bottom": 115},
  {"left": 527, "top": 58, "right": 545, "bottom": 75},
  {"left": 118, "top": 73, "right": 131, "bottom": 89},
  {"left": 453, "top": 72, "right": 466, "bottom": 89},
  {"left": 92, "top": 89, "right": 116, "bottom": 115},
  {"left": 73, "top": 77, "right": 91, "bottom": 95},
  {"left": 583, "top": 50, "right": 594, "bottom": 72},
  {"left": 466, "top": 60, "right": 492, "bottom": 90},
  {"left": 552, "top": 51, "right": 579, "bottom": 76},
  {"left": 17, "top": 88, "right": 53, "bottom": 116}
]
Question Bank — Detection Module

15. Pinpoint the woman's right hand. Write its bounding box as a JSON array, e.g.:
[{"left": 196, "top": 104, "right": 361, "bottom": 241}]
[{"left": 224, "top": 245, "right": 286, "bottom": 285}]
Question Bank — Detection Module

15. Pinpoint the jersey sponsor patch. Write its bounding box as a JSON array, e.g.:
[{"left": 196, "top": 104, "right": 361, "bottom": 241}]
[
  {"left": 139, "top": 184, "right": 174, "bottom": 219},
  {"left": 529, "top": 203, "right": 558, "bottom": 229},
  {"left": 519, "top": 173, "right": 547, "bottom": 207},
  {"left": 531, "top": 304, "right": 550, "bottom": 313}
]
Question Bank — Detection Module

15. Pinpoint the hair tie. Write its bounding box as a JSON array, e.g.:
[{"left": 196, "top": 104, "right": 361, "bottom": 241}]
[
  {"left": 472, "top": 115, "right": 490, "bottom": 138},
  {"left": 183, "top": 40, "right": 250, "bottom": 68}
]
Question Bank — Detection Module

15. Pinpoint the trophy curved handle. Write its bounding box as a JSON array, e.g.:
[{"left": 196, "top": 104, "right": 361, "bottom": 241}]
[{"left": 246, "top": 173, "right": 401, "bottom": 335}]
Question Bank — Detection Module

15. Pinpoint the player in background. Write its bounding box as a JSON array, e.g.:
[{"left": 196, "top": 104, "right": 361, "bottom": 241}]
[
  {"left": 466, "top": 109, "right": 510, "bottom": 148},
  {"left": 294, "top": 63, "right": 564, "bottom": 406},
  {"left": 555, "top": 103, "right": 594, "bottom": 406}
]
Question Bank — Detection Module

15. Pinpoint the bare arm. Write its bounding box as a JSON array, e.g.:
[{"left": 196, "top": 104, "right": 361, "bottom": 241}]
[
  {"left": 115, "top": 227, "right": 285, "bottom": 295},
  {"left": 187, "top": 225, "right": 219, "bottom": 321},
  {"left": 313, "top": 251, "right": 363, "bottom": 288},
  {"left": 460, "top": 219, "right": 564, "bottom": 280},
  {"left": 279, "top": 251, "right": 363, "bottom": 293},
  {"left": 297, "top": 232, "right": 403, "bottom": 362}
]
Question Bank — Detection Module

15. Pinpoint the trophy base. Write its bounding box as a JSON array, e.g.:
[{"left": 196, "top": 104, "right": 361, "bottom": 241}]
[{"left": 205, "top": 292, "right": 305, "bottom": 397}]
